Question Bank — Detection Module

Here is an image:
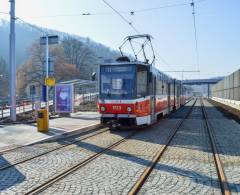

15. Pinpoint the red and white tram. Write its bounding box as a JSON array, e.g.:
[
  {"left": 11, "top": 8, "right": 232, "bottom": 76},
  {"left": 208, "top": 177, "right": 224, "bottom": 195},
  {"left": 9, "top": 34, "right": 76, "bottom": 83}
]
[
  {"left": 98, "top": 57, "right": 188, "bottom": 128},
  {"left": 98, "top": 35, "right": 189, "bottom": 128}
]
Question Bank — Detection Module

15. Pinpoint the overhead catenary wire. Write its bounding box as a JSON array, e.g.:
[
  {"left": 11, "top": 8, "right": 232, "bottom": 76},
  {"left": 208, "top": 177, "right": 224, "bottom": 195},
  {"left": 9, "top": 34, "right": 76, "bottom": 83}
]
[
  {"left": 191, "top": 0, "right": 200, "bottom": 73},
  {"left": 101, "top": 0, "right": 140, "bottom": 34},
  {"left": 16, "top": 17, "right": 47, "bottom": 35},
  {"left": 19, "top": 0, "right": 207, "bottom": 19},
  {"left": 101, "top": 0, "right": 175, "bottom": 68}
]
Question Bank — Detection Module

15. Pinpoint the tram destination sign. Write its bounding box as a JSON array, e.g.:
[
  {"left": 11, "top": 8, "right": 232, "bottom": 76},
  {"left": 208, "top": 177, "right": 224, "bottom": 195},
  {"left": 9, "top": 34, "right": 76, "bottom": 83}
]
[{"left": 40, "top": 35, "right": 59, "bottom": 45}]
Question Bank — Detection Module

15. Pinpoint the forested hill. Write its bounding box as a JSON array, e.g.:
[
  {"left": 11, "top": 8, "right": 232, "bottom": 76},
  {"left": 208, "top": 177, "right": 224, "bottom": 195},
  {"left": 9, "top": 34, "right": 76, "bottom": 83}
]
[
  {"left": 0, "top": 19, "right": 119, "bottom": 67},
  {"left": 0, "top": 19, "right": 120, "bottom": 96}
]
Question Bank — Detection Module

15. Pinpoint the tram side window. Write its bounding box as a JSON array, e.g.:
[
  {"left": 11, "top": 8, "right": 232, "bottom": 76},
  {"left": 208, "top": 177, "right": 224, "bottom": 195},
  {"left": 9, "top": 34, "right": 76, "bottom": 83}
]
[
  {"left": 156, "top": 80, "right": 162, "bottom": 95},
  {"left": 137, "top": 70, "right": 148, "bottom": 98}
]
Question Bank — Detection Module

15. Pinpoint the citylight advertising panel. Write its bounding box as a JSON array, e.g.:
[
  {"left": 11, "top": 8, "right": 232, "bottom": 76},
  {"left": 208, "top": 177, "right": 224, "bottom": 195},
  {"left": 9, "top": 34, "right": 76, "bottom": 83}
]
[{"left": 55, "top": 84, "right": 74, "bottom": 113}]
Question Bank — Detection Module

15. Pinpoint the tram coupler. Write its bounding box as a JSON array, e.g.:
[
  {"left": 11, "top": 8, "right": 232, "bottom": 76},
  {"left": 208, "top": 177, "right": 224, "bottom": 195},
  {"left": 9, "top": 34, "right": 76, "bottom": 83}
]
[{"left": 107, "top": 120, "right": 121, "bottom": 131}]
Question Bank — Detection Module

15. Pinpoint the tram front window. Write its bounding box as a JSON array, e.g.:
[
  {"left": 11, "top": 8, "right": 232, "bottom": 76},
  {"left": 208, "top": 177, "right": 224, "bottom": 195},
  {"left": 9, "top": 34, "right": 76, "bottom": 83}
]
[{"left": 100, "top": 65, "right": 135, "bottom": 99}]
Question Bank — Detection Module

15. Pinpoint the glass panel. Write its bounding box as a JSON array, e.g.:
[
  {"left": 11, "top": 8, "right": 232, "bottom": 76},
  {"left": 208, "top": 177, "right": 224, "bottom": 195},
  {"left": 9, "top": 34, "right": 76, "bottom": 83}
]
[
  {"left": 100, "top": 65, "right": 135, "bottom": 99},
  {"left": 137, "top": 70, "right": 148, "bottom": 98}
]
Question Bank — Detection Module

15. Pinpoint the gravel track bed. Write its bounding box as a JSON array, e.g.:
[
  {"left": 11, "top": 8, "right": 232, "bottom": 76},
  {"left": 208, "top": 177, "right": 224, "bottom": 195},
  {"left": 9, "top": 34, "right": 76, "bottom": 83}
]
[
  {"left": 204, "top": 99, "right": 240, "bottom": 194},
  {"left": 0, "top": 130, "right": 129, "bottom": 194},
  {"left": 139, "top": 99, "right": 221, "bottom": 195}
]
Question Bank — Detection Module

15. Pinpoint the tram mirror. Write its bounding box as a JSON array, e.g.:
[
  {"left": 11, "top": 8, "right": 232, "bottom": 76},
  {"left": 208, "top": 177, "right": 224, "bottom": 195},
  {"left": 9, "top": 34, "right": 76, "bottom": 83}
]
[
  {"left": 162, "top": 85, "right": 164, "bottom": 89},
  {"left": 91, "top": 72, "right": 96, "bottom": 81}
]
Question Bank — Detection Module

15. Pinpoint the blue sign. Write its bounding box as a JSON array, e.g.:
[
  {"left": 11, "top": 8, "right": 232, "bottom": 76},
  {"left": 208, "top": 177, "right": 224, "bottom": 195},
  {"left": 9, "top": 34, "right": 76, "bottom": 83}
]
[
  {"left": 42, "top": 85, "right": 47, "bottom": 102},
  {"left": 55, "top": 84, "right": 74, "bottom": 113}
]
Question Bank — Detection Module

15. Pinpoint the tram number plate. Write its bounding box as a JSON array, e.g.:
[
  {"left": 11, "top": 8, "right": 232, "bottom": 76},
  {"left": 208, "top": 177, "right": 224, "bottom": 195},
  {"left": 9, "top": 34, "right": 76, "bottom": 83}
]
[{"left": 112, "top": 106, "right": 121, "bottom": 110}]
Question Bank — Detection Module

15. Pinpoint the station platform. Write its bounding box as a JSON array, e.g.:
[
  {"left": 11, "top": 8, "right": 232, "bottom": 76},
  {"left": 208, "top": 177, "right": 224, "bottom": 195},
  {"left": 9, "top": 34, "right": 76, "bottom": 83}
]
[
  {"left": 0, "top": 112, "right": 100, "bottom": 151},
  {"left": 211, "top": 97, "right": 240, "bottom": 118}
]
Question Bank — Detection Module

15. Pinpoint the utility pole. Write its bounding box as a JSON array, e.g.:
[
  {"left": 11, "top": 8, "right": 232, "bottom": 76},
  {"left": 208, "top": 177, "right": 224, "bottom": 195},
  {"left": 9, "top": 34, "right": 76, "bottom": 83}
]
[{"left": 9, "top": 0, "right": 16, "bottom": 121}]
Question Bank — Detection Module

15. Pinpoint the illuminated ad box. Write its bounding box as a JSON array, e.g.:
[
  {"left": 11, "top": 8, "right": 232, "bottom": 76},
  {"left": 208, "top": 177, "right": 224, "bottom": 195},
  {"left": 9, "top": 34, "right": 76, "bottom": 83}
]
[{"left": 55, "top": 84, "right": 74, "bottom": 113}]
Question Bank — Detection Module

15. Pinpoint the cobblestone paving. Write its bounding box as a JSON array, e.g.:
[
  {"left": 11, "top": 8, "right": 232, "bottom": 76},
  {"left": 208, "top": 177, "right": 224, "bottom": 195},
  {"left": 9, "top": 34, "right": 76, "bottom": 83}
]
[
  {"left": 204, "top": 99, "right": 240, "bottom": 194},
  {"left": 139, "top": 99, "right": 221, "bottom": 195},
  {"left": 40, "top": 118, "right": 182, "bottom": 195},
  {"left": 0, "top": 127, "right": 105, "bottom": 169},
  {"left": 39, "top": 100, "right": 196, "bottom": 194},
  {"left": 0, "top": 130, "right": 129, "bottom": 194}
]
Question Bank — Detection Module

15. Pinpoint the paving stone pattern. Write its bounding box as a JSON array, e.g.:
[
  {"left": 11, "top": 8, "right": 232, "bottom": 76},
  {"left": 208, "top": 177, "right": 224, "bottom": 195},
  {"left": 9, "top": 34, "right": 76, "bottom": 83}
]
[
  {"left": 0, "top": 130, "right": 129, "bottom": 194},
  {"left": 1, "top": 99, "right": 229, "bottom": 195},
  {"left": 139, "top": 99, "right": 221, "bottom": 195},
  {"left": 204, "top": 99, "right": 240, "bottom": 194},
  {"left": 0, "top": 128, "right": 105, "bottom": 170},
  {"left": 40, "top": 101, "right": 196, "bottom": 194}
]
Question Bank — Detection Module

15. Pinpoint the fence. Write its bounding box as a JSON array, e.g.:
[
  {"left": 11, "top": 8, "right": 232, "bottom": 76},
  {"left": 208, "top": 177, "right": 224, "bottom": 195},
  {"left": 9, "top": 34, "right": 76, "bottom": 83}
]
[
  {"left": 211, "top": 69, "right": 240, "bottom": 102},
  {"left": 0, "top": 83, "right": 99, "bottom": 120}
]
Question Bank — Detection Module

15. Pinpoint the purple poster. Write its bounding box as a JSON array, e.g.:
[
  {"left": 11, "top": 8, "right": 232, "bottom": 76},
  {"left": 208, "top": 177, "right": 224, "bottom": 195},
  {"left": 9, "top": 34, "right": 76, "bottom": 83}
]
[{"left": 55, "top": 84, "right": 73, "bottom": 113}]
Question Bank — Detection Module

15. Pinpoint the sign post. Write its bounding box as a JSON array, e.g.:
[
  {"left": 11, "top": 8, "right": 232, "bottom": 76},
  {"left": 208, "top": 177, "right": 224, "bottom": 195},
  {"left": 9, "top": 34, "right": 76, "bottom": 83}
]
[{"left": 40, "top": 35, "right": 59, "bottom": 128}]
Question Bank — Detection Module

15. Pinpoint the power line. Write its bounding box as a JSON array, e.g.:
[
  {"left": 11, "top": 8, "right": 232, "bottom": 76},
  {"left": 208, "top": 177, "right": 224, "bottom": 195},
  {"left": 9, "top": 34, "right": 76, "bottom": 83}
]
[
  {"left": 131, "top": 0, "right": 207, "bottom": 14},
  {"left": 101, "top": 0, "right": 176, "bottom": 68},
  {"left": 101, "top": 0, "right": 140, "bottom": 34},
  {"left": 191, "top": 0, "right": 200, "bottom": 72},
  {"left": 16, "top": 17, "right": 47, "bottom": 34},
  {"left": 19, "top": 0, "right": 208, "bottom": 19}
]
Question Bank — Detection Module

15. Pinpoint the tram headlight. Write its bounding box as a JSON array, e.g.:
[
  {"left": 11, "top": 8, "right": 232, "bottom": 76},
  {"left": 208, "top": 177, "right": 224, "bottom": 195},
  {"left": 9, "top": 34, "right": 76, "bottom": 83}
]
[
  {"left": 127, "top": 106, "right": 132, "bottom": 112},
  {"left": 101, "top": 106, "right": 106, "bottom": 112}
]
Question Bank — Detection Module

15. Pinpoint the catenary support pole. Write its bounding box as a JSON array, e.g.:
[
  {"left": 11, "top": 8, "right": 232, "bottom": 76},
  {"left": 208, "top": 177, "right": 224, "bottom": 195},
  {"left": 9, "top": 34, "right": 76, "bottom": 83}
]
[{"left": 9, "top": 0, "right": 16, "bottom": 121}]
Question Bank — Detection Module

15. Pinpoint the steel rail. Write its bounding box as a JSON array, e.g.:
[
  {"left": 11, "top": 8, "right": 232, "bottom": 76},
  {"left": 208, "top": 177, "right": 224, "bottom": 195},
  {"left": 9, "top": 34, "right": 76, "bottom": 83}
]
[
  {"left": 201, "top": 98, "right": 230, "bottom": 195},
  {"left": 128, "top": 98, "right": 197, "bottom": 195},
  {"left": 25, "top": 130, "right": 138, "bottom": 195},
  {"left": 0, "top": 124, "right": 102, "bottom": 154},
  {"left": 0, "top": 126, "right": 108, "bottom": 171},
  {"left": 24, "top": 99, "right": 195, "bottom": 195},
  {"left": 1, "top": 97, "right": 193, "bottom": 157}
]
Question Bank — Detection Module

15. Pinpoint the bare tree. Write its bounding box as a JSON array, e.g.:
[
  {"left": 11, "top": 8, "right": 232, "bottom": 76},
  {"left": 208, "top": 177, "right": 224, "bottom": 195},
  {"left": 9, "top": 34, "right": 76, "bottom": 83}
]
[
  {"left": 0, "top": 57, "right": 9, "bottom": 97},
  {"left": 17, "top": 40, "right": 80, "bottom": 96},
  {"left": 61, "top": 37, "right": 97, "bottom": 76}
]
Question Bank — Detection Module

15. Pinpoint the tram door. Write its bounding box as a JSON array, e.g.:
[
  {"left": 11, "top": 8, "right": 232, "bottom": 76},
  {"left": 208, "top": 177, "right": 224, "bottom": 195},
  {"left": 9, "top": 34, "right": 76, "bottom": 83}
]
[
  {"left": 167, "top": 83, "right": 171, "bottom": 114},
  {"left": 150, "top": 75, "right": 156, "bottom": 123}
]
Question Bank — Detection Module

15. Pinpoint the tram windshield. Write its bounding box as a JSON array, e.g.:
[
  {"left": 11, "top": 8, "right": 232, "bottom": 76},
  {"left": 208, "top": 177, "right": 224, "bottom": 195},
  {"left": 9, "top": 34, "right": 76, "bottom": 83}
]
[{"left": 100, "top": 65, "right": 135, "bottom": 99}]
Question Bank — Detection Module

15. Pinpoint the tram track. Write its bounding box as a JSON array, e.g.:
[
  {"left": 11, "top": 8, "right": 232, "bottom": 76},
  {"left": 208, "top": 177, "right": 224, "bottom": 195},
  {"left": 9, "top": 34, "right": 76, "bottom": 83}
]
[
  {"left": 128, "top": 98, "right": 197, "bottom": 195},
  {"left": 24, "top": 130, "right": 139, "bottom": 195},
  {"left": 0, "top": 126, "right": 109, "bottom": 172},
  {"left": 129, "top": 98, "right": 231, "bottom": 195},
  {"left": 23, "top": 100, "right": 196, "bottom": 195},
  {"left": 201, "top": 99, "right": 230, "bottom": 195},
  {"left": 0, "top": 98, "right": 195, "bottom": 194},
  {"left": 0, "top": 124, "right": 103, "bottom": 155}
]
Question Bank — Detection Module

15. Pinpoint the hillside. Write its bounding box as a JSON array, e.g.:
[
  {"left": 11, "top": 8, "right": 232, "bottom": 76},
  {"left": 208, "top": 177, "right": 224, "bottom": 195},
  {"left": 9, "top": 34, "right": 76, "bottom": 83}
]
[{"left": 0, "top": 19, "right": 119, "bottom": 67}]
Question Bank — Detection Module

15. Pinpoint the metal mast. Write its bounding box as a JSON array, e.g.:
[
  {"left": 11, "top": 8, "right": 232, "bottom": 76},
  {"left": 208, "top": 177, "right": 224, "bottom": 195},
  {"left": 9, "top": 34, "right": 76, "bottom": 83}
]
[{"left": 9, "top": 0, "right": 16, "bottom": 121}]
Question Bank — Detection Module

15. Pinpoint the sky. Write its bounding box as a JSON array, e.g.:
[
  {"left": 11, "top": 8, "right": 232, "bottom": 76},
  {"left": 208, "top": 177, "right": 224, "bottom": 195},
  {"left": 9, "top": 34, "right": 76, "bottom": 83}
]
[{"left": 0, "top": 0, "right": 239, "bottom": 80}]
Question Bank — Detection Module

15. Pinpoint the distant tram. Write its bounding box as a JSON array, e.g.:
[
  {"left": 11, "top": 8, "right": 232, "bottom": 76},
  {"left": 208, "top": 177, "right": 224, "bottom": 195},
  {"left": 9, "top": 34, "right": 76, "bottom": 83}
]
[{"left": 98, "top": 35, "right": 190, "bottom": 128}]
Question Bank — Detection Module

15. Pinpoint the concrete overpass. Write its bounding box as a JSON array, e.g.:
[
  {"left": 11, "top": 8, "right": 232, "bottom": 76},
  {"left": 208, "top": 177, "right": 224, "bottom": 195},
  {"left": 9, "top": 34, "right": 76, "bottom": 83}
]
[
  {"left": 182, "top": 78, "right": 223, "bottom": 85},
  {"left": 182, "top": 78, "right": 223, "bottom": 97}
]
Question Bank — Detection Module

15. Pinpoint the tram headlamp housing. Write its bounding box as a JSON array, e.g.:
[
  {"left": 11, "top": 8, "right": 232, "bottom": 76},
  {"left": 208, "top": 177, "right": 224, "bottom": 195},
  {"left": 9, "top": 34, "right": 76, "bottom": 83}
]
[
  {"left": 127, "top": 107, "right": 132, "bottom": 112},
  {"left": 101, "top": 106, "right": 106, "bottom": 112}
]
